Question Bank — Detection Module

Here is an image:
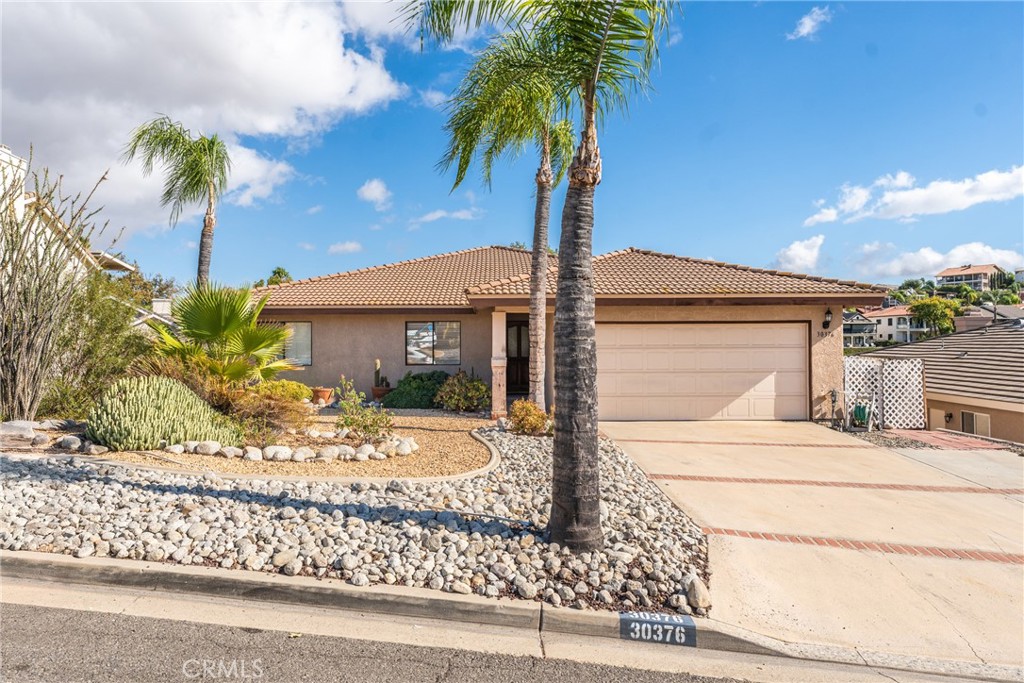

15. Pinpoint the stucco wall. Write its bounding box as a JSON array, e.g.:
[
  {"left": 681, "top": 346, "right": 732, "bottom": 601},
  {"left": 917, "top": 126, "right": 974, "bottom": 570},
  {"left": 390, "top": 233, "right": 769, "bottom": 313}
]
[
  {"left": 926, "top": 396, "right": 1024, "bottom": 444},
  {"left": 265, "top": 311, "right": 493, "bottom": 395},
  {"left": 595, "top": 305, "right": 843, "bottom": 420}
]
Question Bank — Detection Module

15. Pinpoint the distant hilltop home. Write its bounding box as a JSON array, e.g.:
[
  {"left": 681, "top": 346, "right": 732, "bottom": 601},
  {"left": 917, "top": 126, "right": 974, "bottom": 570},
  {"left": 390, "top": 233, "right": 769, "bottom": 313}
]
[
  {"left": 0, "top": 144, "right": 134, "bottom": 274},
  {"left": 935, "top": 263, "right": 1007, "bottom": 292},
  {"left": 1016, "top": 267, "right": 1024, "bottom": 284},
  {"left": 861, "top": 305, "right": 928, "bottom": 344},
  {"left": 254, "top": 246, "right": 885, "bottom": 421},
  {"left": 842, "top": 310, "right": 877, "bottom": 348}
]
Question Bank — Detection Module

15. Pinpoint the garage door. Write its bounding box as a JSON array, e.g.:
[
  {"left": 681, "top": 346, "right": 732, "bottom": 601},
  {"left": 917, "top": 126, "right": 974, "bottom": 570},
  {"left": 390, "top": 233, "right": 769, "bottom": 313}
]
[{"left": 596, "top": 323, "right": 808, "bottom": 420}]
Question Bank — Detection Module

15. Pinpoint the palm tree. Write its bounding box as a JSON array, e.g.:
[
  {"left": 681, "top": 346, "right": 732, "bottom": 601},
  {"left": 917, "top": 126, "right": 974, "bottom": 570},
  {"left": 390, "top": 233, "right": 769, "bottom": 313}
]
[
  {"left": 439, "top": 30, "right": 575, "bottom": 411},
  {"left": 149, "top": 283, "right": 295, "bottom": 383},
  {"left": 122, "top": 116, "right": 231, "bottom": 285},
  {"left": 410, "top": 1, "right": 674, "bottom": 551}
]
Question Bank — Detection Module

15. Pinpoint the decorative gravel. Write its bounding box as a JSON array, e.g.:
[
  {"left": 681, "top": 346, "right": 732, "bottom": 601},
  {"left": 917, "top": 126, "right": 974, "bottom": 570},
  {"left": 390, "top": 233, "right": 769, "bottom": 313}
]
[{"left": 0, "top": 429, "right": 710, "bottom": 613}]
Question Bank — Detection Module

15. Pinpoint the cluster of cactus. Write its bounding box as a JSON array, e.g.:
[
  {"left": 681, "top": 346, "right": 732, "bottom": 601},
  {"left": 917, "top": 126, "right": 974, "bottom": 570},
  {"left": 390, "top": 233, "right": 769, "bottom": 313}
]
[{"left": 86, "top": 376, "right": 243, "bottom": 451}]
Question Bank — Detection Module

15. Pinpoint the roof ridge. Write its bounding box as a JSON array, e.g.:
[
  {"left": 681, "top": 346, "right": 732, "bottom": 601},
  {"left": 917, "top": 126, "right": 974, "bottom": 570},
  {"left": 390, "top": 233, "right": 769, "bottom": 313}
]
[
  {"left": 603, "top": 247, "right": 886, "bottom": 292},
  {"left": 252, "top": 245, "right": 516, "bottom": 293},
  {"left": 466, "top": 263, "right": 557, "bottom": 295}
]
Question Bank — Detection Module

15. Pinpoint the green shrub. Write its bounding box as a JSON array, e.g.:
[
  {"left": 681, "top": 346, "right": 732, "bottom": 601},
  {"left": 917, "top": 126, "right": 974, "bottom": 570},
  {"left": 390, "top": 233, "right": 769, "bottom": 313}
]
[
  {"left": 508, "top": 399, "right": 548, "bottom": 435},
  {"left": 86, "top": 376, "right": 243, "bottom": 451},
  {"left": 252, "top": 379, "right": 312, "bottom": 402},
  {"left": 380, "top": 370, "right": 450, "bottom": 409},
  {"left": 435, "top": 370, "right": 491, "bottom": 412},
  {"left": 335, "top": 377, "right": 393, "bottom": 443}
]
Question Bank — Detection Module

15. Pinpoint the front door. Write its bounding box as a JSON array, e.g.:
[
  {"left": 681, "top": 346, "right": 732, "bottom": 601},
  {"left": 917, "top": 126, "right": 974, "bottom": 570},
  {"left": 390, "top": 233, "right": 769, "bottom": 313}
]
[{"left": 506, "top": 321, "right": 529, "bottom": 394}]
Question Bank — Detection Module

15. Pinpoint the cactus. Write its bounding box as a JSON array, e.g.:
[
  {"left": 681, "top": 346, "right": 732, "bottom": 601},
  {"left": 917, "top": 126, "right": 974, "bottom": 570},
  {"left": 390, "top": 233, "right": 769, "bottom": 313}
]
[
  {"left": 85, "top": 376, "right": 243, "bottom": 451},
  {"left": 374, "top": 358, "right": 382, "bottom": 387}
]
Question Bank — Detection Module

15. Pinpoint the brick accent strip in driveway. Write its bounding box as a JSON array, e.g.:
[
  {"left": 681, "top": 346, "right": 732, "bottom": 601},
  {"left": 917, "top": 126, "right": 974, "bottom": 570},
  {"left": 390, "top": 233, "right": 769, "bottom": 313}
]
[
  {"left": 614, "top": 438, "right": 868, "bottom": 448},
  {"left": 648, "top": 473, "right": 1024, "bottom": 495},
  {"left": 701, "top": 527, "right": 1024, "bottom": 564}
]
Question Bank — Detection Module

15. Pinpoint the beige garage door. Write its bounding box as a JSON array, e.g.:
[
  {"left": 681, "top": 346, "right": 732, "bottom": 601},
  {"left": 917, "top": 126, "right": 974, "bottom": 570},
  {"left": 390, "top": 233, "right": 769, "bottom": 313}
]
[{"left": 596, "top": 323, "right": 808, "bottom": 421}]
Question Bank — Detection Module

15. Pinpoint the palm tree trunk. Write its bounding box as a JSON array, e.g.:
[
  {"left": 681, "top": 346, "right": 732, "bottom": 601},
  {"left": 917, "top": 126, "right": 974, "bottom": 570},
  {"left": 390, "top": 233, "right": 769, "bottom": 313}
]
[
  {"left": 549, "top": 112, "right": 603, "bottom": 552},
  {"left": 197, "top": 183, "right": 216, "bottom": 286},
  {"left": 529, "top": 152, "right": 553, "bottom": 411}
]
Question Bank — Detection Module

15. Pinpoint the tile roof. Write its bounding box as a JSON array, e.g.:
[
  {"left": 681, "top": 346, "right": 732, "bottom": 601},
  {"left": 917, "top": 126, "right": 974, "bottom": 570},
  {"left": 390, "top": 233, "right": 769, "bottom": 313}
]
[
  {"left": 863, "top": 321, "right": 1024, "bottom": 404},
  {"left": 936, "top": 264, "right": 1004, "bottom": 277},
  {"left": 862, "top": 305, "right": 914, "bottom": 318},
  {"left": 257, "top": 246, "right": 533, "bottom": 309},
  {"left": 467, "top": 248, "right": 886, "bottom": 297}
]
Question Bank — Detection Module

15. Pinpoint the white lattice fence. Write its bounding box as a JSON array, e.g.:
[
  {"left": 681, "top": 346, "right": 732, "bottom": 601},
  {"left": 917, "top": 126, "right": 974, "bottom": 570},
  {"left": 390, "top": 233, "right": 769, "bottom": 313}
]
[{"left": 844, "top": 356, "right": 925, "bottom": 429}]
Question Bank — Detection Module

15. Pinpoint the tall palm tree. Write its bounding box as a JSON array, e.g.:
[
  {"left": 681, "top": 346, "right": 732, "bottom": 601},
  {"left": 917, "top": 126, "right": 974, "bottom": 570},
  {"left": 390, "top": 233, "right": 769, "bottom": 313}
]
[
  {"left": 439, "top": 31, "right": 575, "bottom": 410},
  {"left": 122, "top": 116, "right": 231, "bottom": 285},
  {"left": 408, "top": 0, "right": 674, "bottom": 551}
]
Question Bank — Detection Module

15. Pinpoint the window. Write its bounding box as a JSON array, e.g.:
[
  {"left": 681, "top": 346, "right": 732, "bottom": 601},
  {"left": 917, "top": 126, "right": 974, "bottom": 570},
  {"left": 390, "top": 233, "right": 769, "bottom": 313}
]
[
  {"left": 887, "top": 318, "right": 893, "bottom": 325},
  {"left": 406, "top": 321, "right": 461, "bottom": 365},
  {"left": 961, "top": 411, "right": 991, "bottom": 437},
  {"left": 283, "top": 322, "right": 312, "bottom": 366}
]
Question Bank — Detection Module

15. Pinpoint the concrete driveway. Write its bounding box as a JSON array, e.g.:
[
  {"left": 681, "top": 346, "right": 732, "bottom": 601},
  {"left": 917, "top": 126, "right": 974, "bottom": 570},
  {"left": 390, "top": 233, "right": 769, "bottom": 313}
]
[{"left": 601, "top": 421, "right": 1024, "bottom": 671}]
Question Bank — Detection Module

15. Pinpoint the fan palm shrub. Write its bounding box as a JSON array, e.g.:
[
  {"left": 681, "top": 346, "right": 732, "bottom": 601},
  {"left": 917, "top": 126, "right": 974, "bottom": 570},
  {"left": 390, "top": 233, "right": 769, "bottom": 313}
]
[{"left": 148, "top": 282, "right": 296, "bottom": 384}]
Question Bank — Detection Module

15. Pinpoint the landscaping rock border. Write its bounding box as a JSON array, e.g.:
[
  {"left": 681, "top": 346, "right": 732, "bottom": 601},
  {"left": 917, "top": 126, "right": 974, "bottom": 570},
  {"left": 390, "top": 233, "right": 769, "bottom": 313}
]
[{"left": 0, "top": 427, "right": 709, "bottom": 614}]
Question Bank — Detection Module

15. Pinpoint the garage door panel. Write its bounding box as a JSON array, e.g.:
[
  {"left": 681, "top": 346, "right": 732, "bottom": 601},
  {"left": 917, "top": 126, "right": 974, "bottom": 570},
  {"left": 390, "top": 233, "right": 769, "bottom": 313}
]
[{"left": 597, "top": 323, "right": 809, "bottom": 421}]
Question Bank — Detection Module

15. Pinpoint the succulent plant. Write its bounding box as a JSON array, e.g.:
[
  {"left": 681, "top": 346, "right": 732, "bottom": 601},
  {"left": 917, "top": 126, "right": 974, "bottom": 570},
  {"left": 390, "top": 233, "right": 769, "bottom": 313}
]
[{"left": 85, "top": 376, "right": 243, "bottom": 451}]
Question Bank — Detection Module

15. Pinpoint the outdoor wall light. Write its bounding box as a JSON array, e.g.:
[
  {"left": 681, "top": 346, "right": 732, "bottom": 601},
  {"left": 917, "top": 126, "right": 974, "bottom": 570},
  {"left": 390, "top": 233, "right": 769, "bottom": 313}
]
[
  {"left": 823, "top": 308, "right": 833, "bottom": 329},
  {"left": 945, "top": 412, "right": 953, "bottom": 424}
]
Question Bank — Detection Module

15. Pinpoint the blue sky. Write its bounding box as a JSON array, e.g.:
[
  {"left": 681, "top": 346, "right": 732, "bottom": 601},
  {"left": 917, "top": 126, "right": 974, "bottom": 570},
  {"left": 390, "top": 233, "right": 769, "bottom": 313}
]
[{"left": 4, "top": 2, "right": 1022, "bottom": 287}]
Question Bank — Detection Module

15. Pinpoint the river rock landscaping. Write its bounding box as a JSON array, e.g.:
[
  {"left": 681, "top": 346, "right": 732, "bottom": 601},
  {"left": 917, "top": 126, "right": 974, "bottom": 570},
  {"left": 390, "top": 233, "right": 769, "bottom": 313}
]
[{"left": 0, "top": 427, "right": 711, "bottom": 614}]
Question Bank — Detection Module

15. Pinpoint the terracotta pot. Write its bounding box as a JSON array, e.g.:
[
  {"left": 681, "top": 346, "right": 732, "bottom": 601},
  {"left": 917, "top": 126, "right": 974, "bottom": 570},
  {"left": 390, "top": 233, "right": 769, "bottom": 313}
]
[
  {"left": 311, "top": 387, "right": 334, "bottom": 404},
  {"left": 371, "top": 386, "right": 392, "bottom": 402}
]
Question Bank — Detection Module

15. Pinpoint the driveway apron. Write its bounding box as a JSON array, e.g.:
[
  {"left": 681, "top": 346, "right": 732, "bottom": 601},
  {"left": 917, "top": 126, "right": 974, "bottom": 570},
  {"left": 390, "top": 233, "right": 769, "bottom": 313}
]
[{"left": 601, "top": 421, "right": 1024, "bottom": 668}]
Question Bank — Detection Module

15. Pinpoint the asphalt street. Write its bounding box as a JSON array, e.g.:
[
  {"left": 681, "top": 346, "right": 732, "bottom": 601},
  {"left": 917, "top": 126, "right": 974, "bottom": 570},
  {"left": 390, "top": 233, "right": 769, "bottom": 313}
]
[{"left": 0, "top": 604, "right": 738, "bottom": 683}]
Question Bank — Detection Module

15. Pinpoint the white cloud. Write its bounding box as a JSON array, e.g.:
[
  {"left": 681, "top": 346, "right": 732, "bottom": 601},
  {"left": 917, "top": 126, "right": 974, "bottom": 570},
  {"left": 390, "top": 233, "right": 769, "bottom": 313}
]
[
  {"left": 297, "top": 242, "right": 316, "bottom": 251},
  {"left": 184, "top": 240, "right": 197, "bottom": 250},
  {"left": 356, "top": 178, "right": 393, "bottom": 211},
  {"left": 858, "top": 241, "right": 1024, "bottom": 279},
  {"left": 1, "top": 2, "right": 405, "bottom": 241},
  {"left": 773, "top": 234, "right": 825, "bottom": 272},
  {"left": 872, "top": 166, "right": 1024, "bottom": 220},
  {"left": 419, "top": 89, "right": 447, "bottom": 108},
  {"left": 409, "top": 207, "right": 484, "bottom": 227},
  {"left": 786, "top": 6, "right": 832, "bottom": 41},
  {"left": 803, "top": 206, "right": 838, "bottom": 227},
  {"left": 327, "top": 241, "right": 363, "bottom": 255},
  {"left": 368, "top": 224, "right": 383, "bottom": 231},
  {"left": 668, "top": 29, "right": 683, "bottom": 47},
  {"left": 306, "top": 205, "right": 323, "bottom": 215},
  {"left": 803, "top": 166, "right": 1023, "bottom": 226}
]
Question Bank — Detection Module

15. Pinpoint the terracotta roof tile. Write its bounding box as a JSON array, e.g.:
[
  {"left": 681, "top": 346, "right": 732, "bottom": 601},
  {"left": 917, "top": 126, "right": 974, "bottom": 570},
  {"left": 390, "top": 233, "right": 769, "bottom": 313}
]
[
  {"left": 936, "top": 264, "right": 1004, "bottom": 278},
  {"left": 257, "top": 246, "right": 532, "bottom": 309},
  {"left": 467, "top": 248, "right": 886, "bottom": 297}
]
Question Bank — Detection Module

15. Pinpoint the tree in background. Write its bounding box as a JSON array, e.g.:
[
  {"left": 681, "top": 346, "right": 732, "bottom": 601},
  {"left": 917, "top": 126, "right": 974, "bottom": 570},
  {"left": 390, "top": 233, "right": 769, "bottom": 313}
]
[
  {"left": 118, "top": 265, "right": 180, "bottom": 307},
  {"left": 439, "top": 30, "right": 575, "bottom": 411},
  {"left": 122, "top": 116, "right": 232, "bottom": 286},
  {"left": 253, "top": 266, "right": 292, "bottom": 289},
  {"left": 909, "top": 296, "right": 961, "bottom": 336}
]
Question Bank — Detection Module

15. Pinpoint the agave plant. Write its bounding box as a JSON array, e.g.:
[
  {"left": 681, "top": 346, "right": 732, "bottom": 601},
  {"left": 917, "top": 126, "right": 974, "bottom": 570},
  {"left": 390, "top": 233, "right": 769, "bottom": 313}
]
[{"left": 148, "top": 283, "right": 295, "bottom": 383}]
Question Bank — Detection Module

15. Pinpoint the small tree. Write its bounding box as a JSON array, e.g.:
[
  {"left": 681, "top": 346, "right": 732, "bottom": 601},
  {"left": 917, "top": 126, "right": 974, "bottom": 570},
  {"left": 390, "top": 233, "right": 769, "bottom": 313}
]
[
  {"left": 253, "top": 266, "right": 292, "bottom": 288},
  {"left": 0, "top": 154, "right": 114, "bottom": 420},
  {"left": 909, "top": 296, "right": 961, "bottom": 336}
]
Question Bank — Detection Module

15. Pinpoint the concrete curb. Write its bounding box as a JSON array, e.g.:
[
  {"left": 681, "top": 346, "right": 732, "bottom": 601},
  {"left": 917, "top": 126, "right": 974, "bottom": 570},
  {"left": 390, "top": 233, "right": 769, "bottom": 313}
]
[
  {"left": 4, "top": 550, "right": 1016, "bottom": 682},
  {"left": 1, "top": 429, "right": 501, "bottom": 485}
]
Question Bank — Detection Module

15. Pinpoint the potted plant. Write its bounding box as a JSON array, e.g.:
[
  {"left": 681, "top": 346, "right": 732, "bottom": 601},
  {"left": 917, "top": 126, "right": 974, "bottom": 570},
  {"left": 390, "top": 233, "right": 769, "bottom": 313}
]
[
  {"left": 311, "top": 386, "right": 334, "bottom": 404},
  {"left": 371, "top": 359, "right": 392, "bottom": 402}
]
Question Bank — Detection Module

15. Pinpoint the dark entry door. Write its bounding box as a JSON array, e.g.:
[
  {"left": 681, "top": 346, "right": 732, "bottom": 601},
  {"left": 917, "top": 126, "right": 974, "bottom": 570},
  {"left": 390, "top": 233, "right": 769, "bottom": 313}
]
[{"left": 506, "top": 321, "right": 529, "bottom": 393}]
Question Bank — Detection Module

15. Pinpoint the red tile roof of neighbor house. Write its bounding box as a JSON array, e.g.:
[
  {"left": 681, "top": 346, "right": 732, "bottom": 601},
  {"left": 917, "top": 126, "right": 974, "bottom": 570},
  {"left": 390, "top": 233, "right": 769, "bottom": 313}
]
[
  {"left": 257, "top": 246, "right": 886, "bottom": 309},
  {"left": 863, "top": 320, "right": 1024, "bottom": 404},
  {"left": 936, "top": 263, "right": 1004, "bottom": 277},
  {"left": 862, "top": 305, "right": 914, "bottom": 318}
]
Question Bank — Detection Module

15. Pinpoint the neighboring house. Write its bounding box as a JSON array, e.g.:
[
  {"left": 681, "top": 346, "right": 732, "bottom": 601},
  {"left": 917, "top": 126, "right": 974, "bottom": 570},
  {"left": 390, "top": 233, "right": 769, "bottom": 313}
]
[
  {"left": 862, "top": 305, "right": 929, "bottom": 343},
  {"left": 863, "top": 321, "right": 1024, "bottom": 443},
  {"left": 1015, "top": 267, "right": 1024, "bottom": 284},
  {"left": 256, "top": 246, "right": 885, "bottom": 421},
  {"left": 935, "top": 264, "right": 1007, "bottom": 292},
  {"left": 842, "top": 311, "right": 877, "bottom": 348},
  {"left": 954, "top": 303, "right": 1024, "bottom": 333},
  {"left": 127, "top": 297, "right": 175, "bottom": 337},
  {"left": 1, "top": 144, "right": 133, "bottom": 275}
]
